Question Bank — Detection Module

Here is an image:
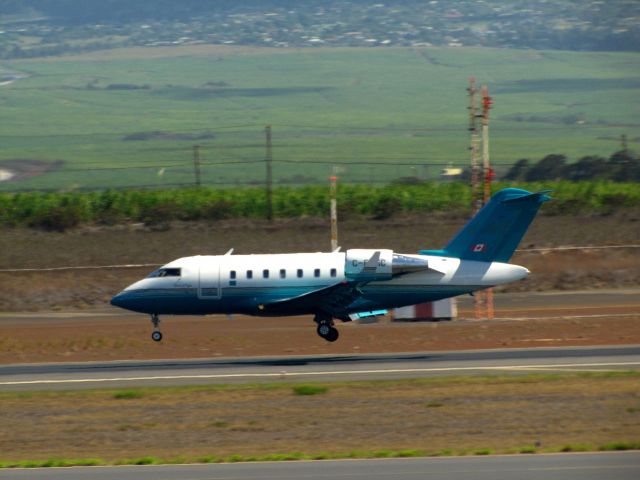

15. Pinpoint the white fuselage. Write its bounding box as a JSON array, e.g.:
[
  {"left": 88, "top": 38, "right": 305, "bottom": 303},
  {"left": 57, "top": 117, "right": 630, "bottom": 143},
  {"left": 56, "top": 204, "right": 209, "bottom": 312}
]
[{"left": 112, "top": 251, "right": 528, "bottom": 317}]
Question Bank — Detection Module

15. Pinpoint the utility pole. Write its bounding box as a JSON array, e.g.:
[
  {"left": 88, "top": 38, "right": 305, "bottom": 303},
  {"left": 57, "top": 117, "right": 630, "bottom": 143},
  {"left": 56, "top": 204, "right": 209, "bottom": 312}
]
[
  {"left": 265, "top": 125, "right": 273, "bottom": 221},
  {"left": 621, "top": 134, "right": 628, "bottom": 153},
  {"left": 192, "top": 145, "right": 202, "bottom": 187},
  {"left": 330, "top": 167, "right": 338, "bottom": 251}
]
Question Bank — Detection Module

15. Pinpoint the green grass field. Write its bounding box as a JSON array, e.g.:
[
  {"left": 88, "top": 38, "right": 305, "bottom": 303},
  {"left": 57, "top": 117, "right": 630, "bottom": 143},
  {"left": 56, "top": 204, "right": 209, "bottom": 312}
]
[
  {"left": 0, "top": 373, "right": 638, "bottom": 465},
  {"left": 0, "top": 46, "right": 638, "bottom": 190}
]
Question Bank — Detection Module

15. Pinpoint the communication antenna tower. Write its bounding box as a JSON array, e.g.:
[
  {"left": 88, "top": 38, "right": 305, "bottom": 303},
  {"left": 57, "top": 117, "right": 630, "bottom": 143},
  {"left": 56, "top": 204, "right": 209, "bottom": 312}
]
[
  {"left": 481, "top": 84, "right": 494, "bottom": 320},
  {"left": 468, "top": 78, "right": 495, "bottom": 320},
  {"left": 468, "top": 77, "right": 482, "bottom": 214}
]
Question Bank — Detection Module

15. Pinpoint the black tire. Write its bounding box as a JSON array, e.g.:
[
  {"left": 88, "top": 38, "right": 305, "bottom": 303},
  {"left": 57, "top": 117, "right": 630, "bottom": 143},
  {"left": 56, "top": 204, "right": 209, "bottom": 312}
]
[
  {"left": 151, "top": 331, "right": 163, "bottom": 342},
  {"left": 317, "top": 323, "right": 331, "bottom": 338},
  {"left": 325, "top": 327, "right": 339, "bottom": 342}
]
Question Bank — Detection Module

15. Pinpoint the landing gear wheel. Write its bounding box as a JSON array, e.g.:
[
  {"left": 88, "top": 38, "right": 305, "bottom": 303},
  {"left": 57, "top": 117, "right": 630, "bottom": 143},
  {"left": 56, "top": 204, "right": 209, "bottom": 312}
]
[
  {"left": 317, "top": 323, "right": 332, "bottom": 338},
  {"left": 325, "top": 327, "right": 339, "bottom": 343},
  {"left": 150, "top": 314, "right": 162, "bottom": 342},
  {"left": 314, "top": 313, "right": 339, "bottom": 342},
  {"left": 316, "top": 323, "right": 339, "bottom": 342}
]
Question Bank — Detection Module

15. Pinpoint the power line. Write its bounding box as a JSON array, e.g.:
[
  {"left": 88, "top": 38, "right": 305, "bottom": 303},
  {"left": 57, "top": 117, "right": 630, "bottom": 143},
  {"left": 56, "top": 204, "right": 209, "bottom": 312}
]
[
  {"left": 0, "top": 122, "right": 632, "bottom": 139},
  {"left": 4, "top": 245, "right": 639, "bottom": 273},
  {"left": 22, "top": 159, "right": 518, "bottom": 174}
]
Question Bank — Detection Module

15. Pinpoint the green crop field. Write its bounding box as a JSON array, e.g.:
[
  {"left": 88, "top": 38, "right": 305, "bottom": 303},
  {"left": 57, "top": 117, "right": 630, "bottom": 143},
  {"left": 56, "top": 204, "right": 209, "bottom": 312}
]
[
  {"left": 2, "top": 181, "right": 638, "bottom": 230},
  {"left": 0, "top": 46, "right": 638, "bottom": 190}
]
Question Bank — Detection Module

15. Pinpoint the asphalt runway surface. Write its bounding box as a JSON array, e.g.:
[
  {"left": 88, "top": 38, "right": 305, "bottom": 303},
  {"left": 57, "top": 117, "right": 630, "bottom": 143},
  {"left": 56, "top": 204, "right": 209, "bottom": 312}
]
[
  {"left": 0, "top": 453, "right": 638, "bottom": 480},
  {"left": 1, "top": 345, "right": 638, "bottom": 391},
  {"left": 456, "top": 288, "right": 640, "bottom": 311}
]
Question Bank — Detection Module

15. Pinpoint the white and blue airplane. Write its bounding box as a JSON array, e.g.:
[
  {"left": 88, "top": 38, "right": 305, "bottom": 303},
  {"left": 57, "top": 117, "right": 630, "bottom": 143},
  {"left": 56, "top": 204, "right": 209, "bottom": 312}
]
[{"left": 111, "top": 188, "right": 550, "bottom": 342}]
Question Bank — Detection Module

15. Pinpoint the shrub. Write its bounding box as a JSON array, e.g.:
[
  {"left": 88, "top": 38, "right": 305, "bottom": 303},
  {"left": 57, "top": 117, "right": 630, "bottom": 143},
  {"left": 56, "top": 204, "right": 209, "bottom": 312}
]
[
  {"left": 371, "top": 194, "right": 402, "bottom": 220},
  {"left": 292, "top": 385, "right": 329, "bottom": 396},
  {"left": 113, "top": 390, "right": 144, "bottom": 400}
]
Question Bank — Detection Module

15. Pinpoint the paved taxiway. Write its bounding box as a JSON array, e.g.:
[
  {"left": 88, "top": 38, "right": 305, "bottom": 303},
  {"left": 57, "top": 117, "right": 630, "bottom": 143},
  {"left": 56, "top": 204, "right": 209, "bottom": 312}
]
[
  {"left": 1, "top": 345, "right": 638, "bottom": 391},
  {"left": 0, "top": 453, "right": 638, "bottom": 480}
]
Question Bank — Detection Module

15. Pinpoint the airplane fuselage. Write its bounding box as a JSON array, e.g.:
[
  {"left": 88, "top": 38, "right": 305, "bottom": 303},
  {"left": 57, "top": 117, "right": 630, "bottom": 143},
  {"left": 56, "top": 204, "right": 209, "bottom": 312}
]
[
  {"left": 111, "top": 252, "right": 528, "bottom": 317},
  {"left": 110, "top": 188, "right": 549, "bottom": 342}
]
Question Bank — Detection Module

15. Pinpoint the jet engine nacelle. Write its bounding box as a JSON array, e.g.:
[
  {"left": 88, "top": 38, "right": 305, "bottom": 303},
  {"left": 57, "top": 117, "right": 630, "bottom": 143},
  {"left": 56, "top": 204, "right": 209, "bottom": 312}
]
[{"left": 344, "top": 249, "right": 393, "bottom": 281}]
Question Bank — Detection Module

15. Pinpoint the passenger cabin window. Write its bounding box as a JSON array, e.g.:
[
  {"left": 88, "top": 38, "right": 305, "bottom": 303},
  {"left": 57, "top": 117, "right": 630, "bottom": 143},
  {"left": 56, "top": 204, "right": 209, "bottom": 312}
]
[
  {"left": 230, "top": 270, "right": 236, "bottom": 280},
  {"left": 280, "top": 269, "right": 286, "bottom": 279},
  {"left": 147, "top": 268, "right": 181, "bottom": 278},
  {"left": 330, "top": 268, "right": 337, "bottom": 277},
  {"left": 297, "top": 269, "right": 303, "bottom": 278},
  {"left": 314, "top": 268, "right": 320, "bottom": 278},
  {"left": 246, "top": 270, "right": 253, "bottom": 279},
  {"left": 263, "top": 269, "right": 269, "bottom": 279}
]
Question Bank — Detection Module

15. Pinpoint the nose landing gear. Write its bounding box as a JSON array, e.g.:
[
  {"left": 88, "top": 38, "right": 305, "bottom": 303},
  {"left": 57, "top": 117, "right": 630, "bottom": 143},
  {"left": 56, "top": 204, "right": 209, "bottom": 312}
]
[
  {"left": 314, "top": 314, "right": 339, "bottom": 342},
  {"left": 150, "top": 314, "right": 163, "bottom": 342}
]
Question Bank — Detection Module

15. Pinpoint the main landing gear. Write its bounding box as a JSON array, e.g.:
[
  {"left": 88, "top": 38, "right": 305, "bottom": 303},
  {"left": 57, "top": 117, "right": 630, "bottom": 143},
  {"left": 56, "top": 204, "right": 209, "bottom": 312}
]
[
  {"left": 314, "top": 314, "right": 339, "bottom": 342},
  {"left": 150, "top": 313, "right": 163, "bottom": 342}
]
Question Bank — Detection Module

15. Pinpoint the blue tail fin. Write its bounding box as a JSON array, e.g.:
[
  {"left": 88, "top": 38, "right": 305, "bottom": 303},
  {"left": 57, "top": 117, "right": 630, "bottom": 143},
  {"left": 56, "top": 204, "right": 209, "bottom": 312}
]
[{"left": 420, "top": 188, "right": 550, "bottom": 263}]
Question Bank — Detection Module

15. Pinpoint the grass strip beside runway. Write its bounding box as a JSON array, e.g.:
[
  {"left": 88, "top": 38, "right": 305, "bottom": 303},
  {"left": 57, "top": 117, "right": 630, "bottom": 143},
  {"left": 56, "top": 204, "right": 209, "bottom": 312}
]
[{"left": 1, "top": 372, "right": 639, "bottom": 466}]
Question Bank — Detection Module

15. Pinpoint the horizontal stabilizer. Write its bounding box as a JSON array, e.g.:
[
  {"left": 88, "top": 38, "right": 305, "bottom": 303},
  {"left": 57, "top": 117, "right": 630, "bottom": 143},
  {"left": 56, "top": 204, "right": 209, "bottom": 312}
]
[{"left": 501, "top": 190, "right": 553, "bottom": 204}]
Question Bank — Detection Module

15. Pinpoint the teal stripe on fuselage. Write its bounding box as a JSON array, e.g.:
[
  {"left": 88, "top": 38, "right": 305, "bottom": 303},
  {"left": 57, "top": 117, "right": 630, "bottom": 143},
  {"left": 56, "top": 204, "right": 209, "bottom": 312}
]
[{"left": 116, "top": 284, "right": 477, "bottom": 316}]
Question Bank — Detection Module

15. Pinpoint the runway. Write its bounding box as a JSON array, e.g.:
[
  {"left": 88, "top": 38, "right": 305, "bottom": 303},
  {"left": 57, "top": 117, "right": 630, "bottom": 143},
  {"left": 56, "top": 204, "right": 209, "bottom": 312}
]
[
  {"left": 0, "top": 453, "right": 638, "bottom": 480},
  {"left": 1, "top": 345, "right": 638, "bottom": 391}
]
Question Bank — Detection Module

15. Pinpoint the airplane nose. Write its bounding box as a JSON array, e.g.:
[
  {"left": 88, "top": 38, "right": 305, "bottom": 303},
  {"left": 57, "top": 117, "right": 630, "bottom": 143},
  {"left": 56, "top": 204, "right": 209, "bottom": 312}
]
[
  {"left": 110, "top": 289, "right": 152, "bottom": 314},
  {"left": 110, "top": 292, "right": 129, "bottom": 309}
]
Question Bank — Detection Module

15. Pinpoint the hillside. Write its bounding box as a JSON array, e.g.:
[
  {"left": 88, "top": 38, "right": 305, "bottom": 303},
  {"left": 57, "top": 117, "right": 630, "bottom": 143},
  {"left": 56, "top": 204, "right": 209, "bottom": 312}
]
[{"left": 1, "top": 0, "right": 638, "bottom": 59}]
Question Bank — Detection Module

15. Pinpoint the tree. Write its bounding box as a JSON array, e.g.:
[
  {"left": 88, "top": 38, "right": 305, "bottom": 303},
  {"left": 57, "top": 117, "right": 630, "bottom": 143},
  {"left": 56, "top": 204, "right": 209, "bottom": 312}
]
[
  {"left": 609, "top": 150, "right": 640, "bottom": 182},
  {"left": 564, "top": 156, "right": 608, "bottom": 181},
  {"left": 503, "top": 158, "right": 529, "bottom": 181},
  {"left": 525, "top": 154, "right": 567, "bottom": 181}
]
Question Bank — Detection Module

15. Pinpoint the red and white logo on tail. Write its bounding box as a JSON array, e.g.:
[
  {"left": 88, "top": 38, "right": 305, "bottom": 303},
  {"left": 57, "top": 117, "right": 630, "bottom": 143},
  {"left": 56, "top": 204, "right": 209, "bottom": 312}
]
[{"left": 472, "top": 243, "right": 486, "bottom": 252}]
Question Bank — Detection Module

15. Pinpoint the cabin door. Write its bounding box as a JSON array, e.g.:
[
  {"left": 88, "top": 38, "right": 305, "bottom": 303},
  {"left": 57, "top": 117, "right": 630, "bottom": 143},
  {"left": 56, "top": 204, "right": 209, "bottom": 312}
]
[{"left": 198, "top": 263, "right": 220, "bottom": 299}]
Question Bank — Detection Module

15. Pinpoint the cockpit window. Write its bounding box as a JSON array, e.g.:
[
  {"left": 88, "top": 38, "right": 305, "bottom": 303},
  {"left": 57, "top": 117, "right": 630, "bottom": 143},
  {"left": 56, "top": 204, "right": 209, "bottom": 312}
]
[{"left": 147, "top": 268, "right": 181, "bottom": 278}]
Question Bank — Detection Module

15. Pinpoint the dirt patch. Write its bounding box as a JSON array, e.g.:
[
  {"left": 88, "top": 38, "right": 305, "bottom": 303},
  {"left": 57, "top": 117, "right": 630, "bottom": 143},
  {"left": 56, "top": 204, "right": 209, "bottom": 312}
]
[
  {"left": 0, "top": 159, "right": 63, "bottom": 183},
  {"left": 0, "top": 374, "right": 637, "bottom": 461},
  {"left": 122, "top": 130, "right": 215, "bottom": 141},
  {"left": 3, "top": 212, "right": 639, "bottom": 269},
  {"left": 1, "top": 303, "right": 638, "bottom": 364}
]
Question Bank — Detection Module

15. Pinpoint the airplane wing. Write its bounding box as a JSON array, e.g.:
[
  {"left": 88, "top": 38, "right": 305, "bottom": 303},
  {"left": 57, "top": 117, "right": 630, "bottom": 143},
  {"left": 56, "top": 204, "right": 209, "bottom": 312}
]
[
  {"left": 258, "top": 281, "right": 363, "bottom": 319},
  {"left": 258, "top": 250, "right": 446, "bottom": 318}
]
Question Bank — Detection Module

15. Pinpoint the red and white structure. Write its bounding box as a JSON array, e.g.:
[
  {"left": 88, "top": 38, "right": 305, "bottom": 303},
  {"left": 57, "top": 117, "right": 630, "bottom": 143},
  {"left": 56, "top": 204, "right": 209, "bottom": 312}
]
[{"left": 393, "top": 298, "right": 457, "bottom": 322}]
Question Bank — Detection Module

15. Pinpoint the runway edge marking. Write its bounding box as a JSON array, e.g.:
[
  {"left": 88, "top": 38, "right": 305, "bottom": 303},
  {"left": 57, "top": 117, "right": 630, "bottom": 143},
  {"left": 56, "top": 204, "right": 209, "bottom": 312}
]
[{"left": 1, "top": 361, "right": 639, "bottom": 386}]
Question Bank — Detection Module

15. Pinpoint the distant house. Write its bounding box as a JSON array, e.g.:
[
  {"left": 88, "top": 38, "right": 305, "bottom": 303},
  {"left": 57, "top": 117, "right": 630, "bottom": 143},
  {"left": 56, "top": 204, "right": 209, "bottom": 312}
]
[{"left": 440, "top": 165, "right": 463, "bottom": 181}]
